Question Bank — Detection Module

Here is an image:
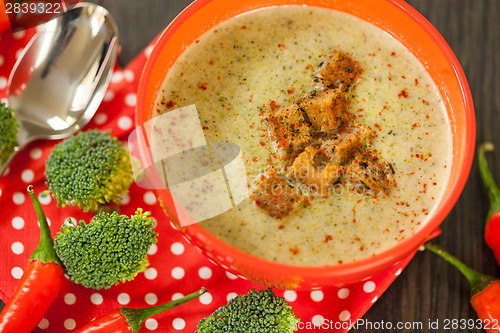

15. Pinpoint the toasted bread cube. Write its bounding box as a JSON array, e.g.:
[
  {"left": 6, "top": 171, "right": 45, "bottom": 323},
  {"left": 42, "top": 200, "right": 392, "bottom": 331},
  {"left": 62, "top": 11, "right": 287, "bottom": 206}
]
[
  {"left": 287, "top": 146, "right": 340, "bottom": 196},
  {"left": 319, "top": 126, "right": 372, "bottom": 163},
  {"left": 345, "top": 151, "right": 395, "bottom": 194},
  {"left": 250, "top": 169, "right": 305, "bottom": 219},
  {"left": 320, "top": 50, "right": 363, "bottom": 91},
  {"left": 299, "top": 89, "right": 347, "bottom": 132},
  {"left": 265, "top": 104, "right": 313, "bottom": 157}
]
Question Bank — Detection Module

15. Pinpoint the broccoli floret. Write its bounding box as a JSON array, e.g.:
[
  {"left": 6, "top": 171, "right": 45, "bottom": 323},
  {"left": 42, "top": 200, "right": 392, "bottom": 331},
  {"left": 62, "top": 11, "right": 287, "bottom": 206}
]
[
  {"left": 196, "top": 288, "right": 300, "bottom": 333},
  {"left": 0, "top": 102, "right": 19, "bottom": 162},
  {"left": 54, "top": 208, "right": 158, "bottom": 289},
  {"left": 45, "top": 130, "right": 134, "bottom": 212}
]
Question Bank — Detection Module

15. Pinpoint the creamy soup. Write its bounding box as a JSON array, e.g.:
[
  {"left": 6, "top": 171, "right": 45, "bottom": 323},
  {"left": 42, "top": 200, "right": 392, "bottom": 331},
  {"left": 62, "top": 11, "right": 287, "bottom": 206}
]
[{"left": 154, "top": 6, "right": 452, "bottom": 265}]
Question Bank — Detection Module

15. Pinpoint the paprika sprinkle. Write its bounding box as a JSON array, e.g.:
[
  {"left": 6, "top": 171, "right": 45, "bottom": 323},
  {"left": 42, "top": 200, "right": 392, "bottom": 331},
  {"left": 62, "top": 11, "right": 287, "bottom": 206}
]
[
  {"left": 424, "top": 243, "right": 500, "bottom": 332},
  {"left": 74, "top": 287, "right": 207, "bottom": 333},
  {"left": 0, "top": 186, "right": 64, "bottom": 333},
  {"left": 478, "top": 142, "right": 500, "bottom": 265}
]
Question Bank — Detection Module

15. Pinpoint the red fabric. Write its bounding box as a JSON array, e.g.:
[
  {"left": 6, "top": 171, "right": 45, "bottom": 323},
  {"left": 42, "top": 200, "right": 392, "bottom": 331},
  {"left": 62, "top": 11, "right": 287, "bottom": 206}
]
[{"left": 0, "top": 28, "right": 415, "bottom": 333}]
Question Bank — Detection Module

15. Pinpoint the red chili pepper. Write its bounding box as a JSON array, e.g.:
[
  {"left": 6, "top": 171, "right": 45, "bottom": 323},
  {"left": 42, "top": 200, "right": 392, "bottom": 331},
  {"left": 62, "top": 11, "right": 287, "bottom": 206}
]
[
  {"left": 425, "top": 243, "right": 500, "bottom": 332},
  {"left": 478, "top": 142, "right": 500, "bottom": 265},
  {"left": 74, "top": 287, "right": 207, "bottom": 333},
  {"left": 0, "top": 186, "right": 64, "bottom": 333}
]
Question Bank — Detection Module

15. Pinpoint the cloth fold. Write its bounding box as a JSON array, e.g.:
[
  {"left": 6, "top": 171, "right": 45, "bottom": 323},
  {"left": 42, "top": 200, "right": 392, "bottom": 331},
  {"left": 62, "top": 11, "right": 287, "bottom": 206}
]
[{"left": 0, "top": 28, "right": 414, "bottom": 332}]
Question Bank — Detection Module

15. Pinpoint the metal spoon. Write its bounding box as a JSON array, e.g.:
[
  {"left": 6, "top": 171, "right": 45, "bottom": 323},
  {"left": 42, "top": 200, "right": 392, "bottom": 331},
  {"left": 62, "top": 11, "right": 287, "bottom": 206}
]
[{"left": 1, "top": 2, "right": 118, "bottom": 176}]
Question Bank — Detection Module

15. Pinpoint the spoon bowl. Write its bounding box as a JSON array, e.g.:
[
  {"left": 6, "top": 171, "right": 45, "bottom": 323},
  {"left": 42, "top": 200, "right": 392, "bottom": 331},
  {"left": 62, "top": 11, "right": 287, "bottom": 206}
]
[{"left": 1, "top": 2, "right": 118, "bottom": 175}]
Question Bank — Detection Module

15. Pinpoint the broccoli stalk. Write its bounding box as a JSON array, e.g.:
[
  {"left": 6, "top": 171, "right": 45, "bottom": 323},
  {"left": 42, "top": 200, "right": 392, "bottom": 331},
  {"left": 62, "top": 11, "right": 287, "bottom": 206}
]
[
  {"left": 54, "top": 208, "right": 158, "bottom": 289},
  {"left": 45, "top": 130, "right": 134, "bottom": 212},
  {"left": 0, "top": 102, "right": 19, "bottom": 163},
  {"left": 196, "top": 288, "right": 300, "bottom": 332}
]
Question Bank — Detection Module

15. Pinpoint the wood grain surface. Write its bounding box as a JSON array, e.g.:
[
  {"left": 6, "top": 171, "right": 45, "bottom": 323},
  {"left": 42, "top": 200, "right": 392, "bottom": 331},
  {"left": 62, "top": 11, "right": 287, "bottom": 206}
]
[{"left": 3, "top": 1, "right": 500, "bottom": 332}]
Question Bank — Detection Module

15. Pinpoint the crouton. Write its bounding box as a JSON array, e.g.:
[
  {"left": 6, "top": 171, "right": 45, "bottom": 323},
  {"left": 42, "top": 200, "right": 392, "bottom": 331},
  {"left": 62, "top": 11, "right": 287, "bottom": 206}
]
[
  {"left": 345, "top": 151, "right": 396, "bottom": 194},
  {"left": 320, "top": 50, "right": 363, "bottom": 91},
  {"left": 299, "top": 89, "right": 347, "bottom": 132},
  {"left": 319, "top": 126, "right": 372, "bottom": 163},
  {"left": 250, "top": 169, "right": 305, "bottom": 219},
  {"left": 265, "top": 103, "right": 313, "bottom": 157},
  {"left": 287, "top": 146, "right": 341, "bottom": 196}
]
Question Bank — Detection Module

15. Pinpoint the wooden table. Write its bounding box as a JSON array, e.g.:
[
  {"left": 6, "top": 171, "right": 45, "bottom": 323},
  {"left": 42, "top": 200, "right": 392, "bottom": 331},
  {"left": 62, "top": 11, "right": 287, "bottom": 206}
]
[{"left": 4, "top": 1, "right": 500, "bottom": 332}]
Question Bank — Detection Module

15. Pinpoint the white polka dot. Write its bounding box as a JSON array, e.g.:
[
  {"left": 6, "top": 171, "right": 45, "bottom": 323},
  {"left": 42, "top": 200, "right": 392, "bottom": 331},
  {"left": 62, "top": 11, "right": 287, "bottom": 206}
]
[
  {"left": 145, "top": 318, "right": 158, "bottom": 330},
  {"left": 103, "top": 90, "right": 115, "bottom": 102},
  {"left": 312, "top": 315, "right": 324, "bottom": 327},
  {"left": 143, "top": 191, "right": 157, "bottom": 205},
  {"left": 337, "top": 288, "right": 350, "bottom": 299},
  {"left": 64, "top": 293, "right": 77, "bottom": 305},
  {"left": 21, "top": 169, "right": 35, "bottom": 183},
  {"left": 37, "top": 218, "right": 51, "bottom": 227},
  {"left": 117, "top": 293, "right": 130, "bottom": 305},
  {"left": 29, "top": 147, "right": 42, "bottom": 159},
  {"left": 12, "top": 217, "right": 24, "bottom": 229},
  {"left": 226, "top": 292, "right": 237, "bottom": 302},
  {"left": 0, "top": 77, "right": 7, "bottom": 89},
  {"left": 39, "top": 193, "right": 51, "bottom": 205},
  {"left": 145, "top": 45, "right": 154, "bottom": 58},
  {"left": 13, "top": 192, "right": 25, "bottom": 205},
  {"left": 395, "top": 268, "right": 403, "bottom": 276},
  {"left": 363, "top": 281, "right": 376, "bottom": 293},
  {"left": 118, "top": 116, "right": 133, "bottom": 130},
  {"left": 13, "top": 30, "right": 25, "bottom": 39},
  {"left": 145, "top": 293, "right": 158, "bottom": 305},
  {"left": 172, "top": 293, "right": 184, "bottom": 301},
  {"left": 199, "top": 292, "right": 213, "bottom": 305},
  {"left": 125, "top": 93, "right": 137, "bottom": 107},
  {"left": 171, "top": 267, "right": 184, "bottom": 280},
  {"left": 170, "top": 242, "right": 184, "bottom": 255},
  {"left": 11, "top": 267, "right": 23, "bottom": 279},
  {"left": 124, "top": 70, "right": 135, "bottom": 82},
  {"left": 198, "top": 267, "right": 212, "bottom": 280},
  {"left": 94, "top": 113, "right": 107, "bottom": 125},
  {"left": 310, "top": 290, "right": 324, "bottom": 302},
  {"left": 339, "top": 310, "right": 351, "bottom": 322},
  {"left": 0, "top": 55, "right": 4, "bottom": 67},
  {"left": 11, "top": 242, "right": 24, "bottom": 254},
  {"left": 225, "top": 271, "right": 238, "bottom": 280},
  {"left": 91, "top": 293, "right": 103, "bottom": 305},
  {"left": 148, "top": 243, "right": 158, "bottom": 255},
  {"left": 172, "top": 318, "right": 185, "bottom": 330},
  {"left": 64, "top": 318, "right": 76, "bottom": 330},
  {"left": 38, "top": 318, "right": 49, "bottom": 329},
  {"left": 120, "top": 193, "right": 130, "bottom": 205},
  {"left": 371, "top": 296, "right": 378, "bottom": 303},
  {"left": 145, "top": 267, "right": 158, "bottom": 280},
  {"left": 15, "top": 49, "right": 24, "bottom": 59},
  {"left": 111, "top": 71, "right": 123, "bottom": 83},
  {"left": 65, "top": 217, "right": 77, "bottom": 226},
  {"left": 283, "top": 290, "right": 297, "bottom": 302}
]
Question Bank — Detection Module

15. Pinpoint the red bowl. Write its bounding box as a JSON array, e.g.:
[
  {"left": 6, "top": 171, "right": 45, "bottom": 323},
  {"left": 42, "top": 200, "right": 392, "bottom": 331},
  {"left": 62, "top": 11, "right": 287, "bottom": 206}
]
[{"left": 136, "top": 0, "right": 475, "bottom": 289}]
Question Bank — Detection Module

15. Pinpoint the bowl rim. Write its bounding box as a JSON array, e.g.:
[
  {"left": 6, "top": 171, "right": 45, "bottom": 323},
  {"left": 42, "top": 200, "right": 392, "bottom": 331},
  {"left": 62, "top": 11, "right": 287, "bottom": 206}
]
[{"left": 136, "top": 0, "right": 475, "bottom": 286}]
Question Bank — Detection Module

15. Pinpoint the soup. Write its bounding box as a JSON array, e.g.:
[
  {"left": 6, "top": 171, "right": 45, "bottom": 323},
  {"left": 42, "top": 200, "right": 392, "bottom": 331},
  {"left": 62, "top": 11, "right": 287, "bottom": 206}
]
[{"left": 153, "top": 6, "right": 452, "bottom": 265}]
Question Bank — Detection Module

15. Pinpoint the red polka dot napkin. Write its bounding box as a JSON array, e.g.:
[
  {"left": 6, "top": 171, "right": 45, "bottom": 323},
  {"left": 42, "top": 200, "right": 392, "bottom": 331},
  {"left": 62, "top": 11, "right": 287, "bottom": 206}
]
[{"left": 0, "top": 27, "right": 416, "bottom": 333}]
